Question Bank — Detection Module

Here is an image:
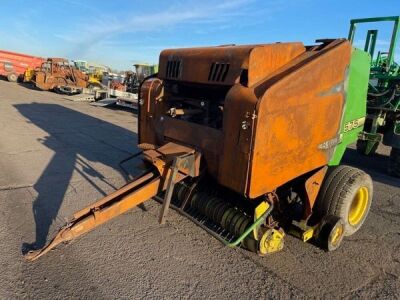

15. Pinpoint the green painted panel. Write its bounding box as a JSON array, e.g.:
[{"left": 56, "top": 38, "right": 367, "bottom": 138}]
[{"left": 329, "top": 48, "right": 371, "bottom": 165}]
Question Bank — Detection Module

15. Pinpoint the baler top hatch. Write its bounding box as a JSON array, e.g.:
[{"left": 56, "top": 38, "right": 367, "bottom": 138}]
[{"left": 159, "top": 43, "right": 305, "bottom": 86}]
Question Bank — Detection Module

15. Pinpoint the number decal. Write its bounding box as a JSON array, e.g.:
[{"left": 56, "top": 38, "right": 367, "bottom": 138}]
[{"left": 343, "top": 117, "right": 365, "bottom": 133}]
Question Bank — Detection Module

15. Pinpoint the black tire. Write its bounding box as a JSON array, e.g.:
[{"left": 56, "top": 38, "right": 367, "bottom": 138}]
[
  {"left": 316, "top": 165, "right": 373, "bottom": 236},
  {"left": 7, "top": 73, "right": 18, "bottom": 82},
  {"left": 316, "top": 215, "right": 345, "bottom": 251},
  {"left": 389, "top": 147, "right": 400, "bottom": 178},
  {"left": 356, "top": 139, "right": 378, "bottom": 155}
]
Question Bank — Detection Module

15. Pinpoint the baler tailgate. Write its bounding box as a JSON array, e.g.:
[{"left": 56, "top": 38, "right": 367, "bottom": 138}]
[{"left": 25, "top": 171, "right": 161, "bottom": 261}]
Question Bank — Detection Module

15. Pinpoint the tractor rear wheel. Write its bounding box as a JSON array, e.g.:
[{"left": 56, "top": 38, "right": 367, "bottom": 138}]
[
  {"left": 7, "top": 73, "right": 18, "bottom": 82},
  {"left": 316, "top": 165, "right": 373, "bottom": 236},
  {"left": 389, "top": 147, "right": 400, "bottom": 177}
]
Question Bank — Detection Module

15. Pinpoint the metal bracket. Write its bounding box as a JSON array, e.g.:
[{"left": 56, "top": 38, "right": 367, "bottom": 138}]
[{"left": 158, "top": 153, "right": 196, "bottom": 224}]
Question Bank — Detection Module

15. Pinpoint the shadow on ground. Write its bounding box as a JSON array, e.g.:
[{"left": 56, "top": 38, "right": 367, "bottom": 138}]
[
  {"left": 342, "top": 148, "right": 399, "bottom": 188},
  {"left": 18, "top": 82, "right": 42, "bottom": 91},
  {"left": 14, "top": 103, "right": 139, "bottom": 253}
]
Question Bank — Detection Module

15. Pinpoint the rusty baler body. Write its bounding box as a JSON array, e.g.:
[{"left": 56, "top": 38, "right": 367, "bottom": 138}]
[
  {"left": 141, "top": 40, "right": 350, "bottom": 198},
  {"left": 26, "top": 39, "right": 372, "bottom": 261}
]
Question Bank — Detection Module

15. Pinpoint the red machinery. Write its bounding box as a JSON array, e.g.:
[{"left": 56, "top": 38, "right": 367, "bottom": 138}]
[{"left": 0, "top": 50, "right": 45, "bottom": 82}]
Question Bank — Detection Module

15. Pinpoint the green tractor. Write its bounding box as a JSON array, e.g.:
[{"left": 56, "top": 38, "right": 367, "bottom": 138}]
[{"left": 349, "top": 16, "right": 400, "bottom": 176}]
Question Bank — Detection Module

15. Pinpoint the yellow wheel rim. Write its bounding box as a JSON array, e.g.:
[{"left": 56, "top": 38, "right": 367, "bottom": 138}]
[
  {"left": 348, "top": 186, "right": 369, "bottom": 226},
  {"left": 330, "top": 224, "right": 344, "bottom": 246}
]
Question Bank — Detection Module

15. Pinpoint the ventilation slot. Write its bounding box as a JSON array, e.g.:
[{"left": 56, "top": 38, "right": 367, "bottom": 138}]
[
  {"left": 208, "top": 63, "right": 230, "bottom": 82},
  {"left": 166, "top": 60, "right": 181, "bottom": 78}
]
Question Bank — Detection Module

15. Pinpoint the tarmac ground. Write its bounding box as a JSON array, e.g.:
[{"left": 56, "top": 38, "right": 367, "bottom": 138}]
[{"left": 0, "top": 80, "right": 399, "bottom": 299}]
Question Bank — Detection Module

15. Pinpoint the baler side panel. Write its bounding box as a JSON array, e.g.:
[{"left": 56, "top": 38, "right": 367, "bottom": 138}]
[
  {"left": 248, "top": 41, "right": 351, "bottom": 198},
  {"left": 329, "top": 48, "right": 371, "bottom": 165},
  {"left": 161, "top": 117, "right": 223, "bottom": 176},
  {"left": 138, "top": 78, "right": 165, "bottom": 146},
  {"left": 218, "top": 85, "right": 258, "bottom": 193}
]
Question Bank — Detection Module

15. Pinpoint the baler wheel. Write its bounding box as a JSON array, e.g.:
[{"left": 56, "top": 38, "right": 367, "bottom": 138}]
[
  {"left": 258, "top": 228, "right": 285, "bottom": 255},
  {"left": 316, "top": 165, "right": 373, "bottom": 236},
  {"left": 316, "top": 215, "right": 345, "bottom": 251},
  {"left": 389, "top": 147, "right": 400, "bottom": 177}
]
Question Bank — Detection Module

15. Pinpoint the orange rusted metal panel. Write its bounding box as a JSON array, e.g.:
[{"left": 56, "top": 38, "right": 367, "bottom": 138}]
[
  {"left": 218, "top": 84, "right": 259, "bottom": 193},
  {"left": 139, "top": 78, "right": 165, "bottom": 145},
  {"left": 247, "top": 43, "right": 305, "bottom": 86},
  {"left": 159, "top": 43, "right": 305, "bottom": 86},
  {"left": 162, "top": 117, "right": 222, "bottom": 176},
  {"left": 248, "top": 40, "right": 351, "bottom": 198},
  {"left": 159, "top": 45, "right": 254, "bottom": 85},
  {"left": 304, "top": 166, "right": 328, "bottom": 218}
]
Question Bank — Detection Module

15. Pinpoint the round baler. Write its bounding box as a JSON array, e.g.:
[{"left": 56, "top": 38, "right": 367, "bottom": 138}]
[{"left": 25, "top": 39, "right": 373, "bottom": 261}]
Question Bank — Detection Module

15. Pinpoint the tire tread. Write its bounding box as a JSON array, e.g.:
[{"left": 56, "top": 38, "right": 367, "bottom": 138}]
[{"left": 316, "top": 165, "right": 372, "bottom": 236}]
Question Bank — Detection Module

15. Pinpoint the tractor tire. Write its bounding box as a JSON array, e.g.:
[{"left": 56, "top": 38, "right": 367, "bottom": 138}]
[
  {"left": 389, "top": 147, "right": 400, "bottom": 178},
  {"left": 7, "top": 73, "right": 18, "bottom": 82},
  {"left": 316, "top": 165, "right": 373, "bottom": 236},
  {"left": 356, "top": 139, "right": 378, "bottom": 155}
]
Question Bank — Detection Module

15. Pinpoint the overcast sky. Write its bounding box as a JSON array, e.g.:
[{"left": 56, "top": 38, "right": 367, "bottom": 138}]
[{"left": 1, "top": 0, "right": 399, "bottom": 70}]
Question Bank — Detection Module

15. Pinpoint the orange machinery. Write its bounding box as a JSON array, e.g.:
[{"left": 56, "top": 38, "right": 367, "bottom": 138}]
[{"left": 26, "top": 39, "right": 373, "bottom": 260}]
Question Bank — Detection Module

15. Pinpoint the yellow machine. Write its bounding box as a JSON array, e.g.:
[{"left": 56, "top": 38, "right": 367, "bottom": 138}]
[
  {"left": 23, "top": 67, "right": 36, "bottom": 82},
  {"left": 73, "top": 60, "right": 109, "bottom": 88}
]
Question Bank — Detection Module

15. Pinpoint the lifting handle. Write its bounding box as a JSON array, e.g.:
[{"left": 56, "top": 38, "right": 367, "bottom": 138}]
[{"left": 158, "top": 153, "right": 195, "bottom": 224}]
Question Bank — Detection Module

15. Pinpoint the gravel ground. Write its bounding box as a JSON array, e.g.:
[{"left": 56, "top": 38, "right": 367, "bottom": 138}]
[{"left": 0, "top": 80, "right": 399, "bottom": 299}]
